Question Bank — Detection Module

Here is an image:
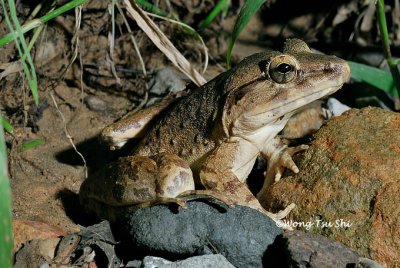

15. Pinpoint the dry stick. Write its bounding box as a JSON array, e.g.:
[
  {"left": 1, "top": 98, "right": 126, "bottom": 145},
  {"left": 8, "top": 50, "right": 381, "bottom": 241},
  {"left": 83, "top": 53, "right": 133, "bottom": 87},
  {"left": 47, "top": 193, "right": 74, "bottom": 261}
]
[
  {"left": 59, "top": 6, "right": 82, "bottom": 86},
  {"left": 108, "top": 0, "right": 121, "bottom": 85},
  {"left": 144, "top": 11, "right": 209, "bottom": 75},
  {"left": 123, "top": 0, "right": 206, "bottom": 86},
  {"left": 79, "top": 43, "right": 84, "bottom": 103},
  {"left": 50, "top": 92, "right": 88, "bottom": 178},
  {"left": 74, "top": 5, "right": 85, "bottom": 104},
  {"left": 116, "top": 2, "right": 149, "bottom": 113},
  {"left": 116, "top": 2, "right": 147, "bottom": 76}
]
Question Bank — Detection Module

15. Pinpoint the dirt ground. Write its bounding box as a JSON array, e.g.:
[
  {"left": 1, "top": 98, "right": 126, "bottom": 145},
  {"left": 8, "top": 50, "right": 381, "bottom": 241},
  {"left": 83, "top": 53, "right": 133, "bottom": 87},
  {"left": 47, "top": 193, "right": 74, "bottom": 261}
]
[{"left": 1, "top": 0, "right": 396, "bottom": 248}]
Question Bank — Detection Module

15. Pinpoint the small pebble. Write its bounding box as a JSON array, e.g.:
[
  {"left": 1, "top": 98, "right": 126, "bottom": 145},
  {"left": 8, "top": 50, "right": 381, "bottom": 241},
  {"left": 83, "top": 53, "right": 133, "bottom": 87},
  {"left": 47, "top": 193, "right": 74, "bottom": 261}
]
[{"left": 84, "top": 95, "right": 107, "bottom": 112}]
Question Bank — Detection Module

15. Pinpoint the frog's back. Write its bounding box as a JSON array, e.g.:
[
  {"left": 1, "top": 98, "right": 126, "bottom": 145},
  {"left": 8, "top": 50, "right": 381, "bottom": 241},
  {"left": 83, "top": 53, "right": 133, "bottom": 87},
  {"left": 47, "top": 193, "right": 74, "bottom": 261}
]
[{"left": 134, "top": 73, "right": 227, "bottom": 167}]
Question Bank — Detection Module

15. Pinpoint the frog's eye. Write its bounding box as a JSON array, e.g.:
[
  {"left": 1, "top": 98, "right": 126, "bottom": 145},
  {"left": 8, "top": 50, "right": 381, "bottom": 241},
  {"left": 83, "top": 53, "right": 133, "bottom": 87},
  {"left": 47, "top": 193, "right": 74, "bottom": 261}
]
[{"left": 268, "top": 55, "right": 297, "bottom": 83}]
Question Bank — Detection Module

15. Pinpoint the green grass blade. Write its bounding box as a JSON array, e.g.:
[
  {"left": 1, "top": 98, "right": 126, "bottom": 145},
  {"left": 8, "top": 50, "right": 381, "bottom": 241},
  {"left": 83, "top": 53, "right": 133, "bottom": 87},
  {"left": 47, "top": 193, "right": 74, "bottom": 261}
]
[
  {"left": 2, "top": 0, "right": 39, "bottom": 105},
  {"left": 198, "top": 0, "right": 230, "bottom": 31},
  {"left": 0, "top": 125, "right": 13, "bottom": 268},
  {"left": 0, "top": 115, "right": 13, "bottom": 134},
  {"left": 348, "top": 60, "right": 398, "bottom": 97},
  {"left": 20, "top": 138, "right": 45, "bottom": 151},
  {"left": 40, "top": 0, "right": 88, "bottom": 23},
  {"left": 376, "top": 0, "right": 400, "bottom": 99},
  {"left": 226, "top": 0, "right": 266, "bottom": 67},
  {"left": 135, "top": 0, "right": 166, "bottom": 16},
  {"left": 0, "top": 0, "right": 88, "bottom": 46}
]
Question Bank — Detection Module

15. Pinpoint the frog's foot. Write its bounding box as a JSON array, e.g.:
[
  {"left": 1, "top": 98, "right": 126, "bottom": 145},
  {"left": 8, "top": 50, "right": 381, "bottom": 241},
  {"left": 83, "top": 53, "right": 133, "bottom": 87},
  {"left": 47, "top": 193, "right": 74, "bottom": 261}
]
[
  {"left": 258, "top": 138, "right": 308, "bottom": 203},
  {"left": 265, "top": 144, "right": 309, "bottom": 184},
  {"left": 261, "top": 203, "right": 296, "bottom": 230},
  {"left": 178, "top": 189, "right": 235, "bottom": 208},
  {"left": 264, "top": 203, "right": 295, "bottom": 220},
  {"left": 137, "top": 196, "right": 188, "bottom": 209}
]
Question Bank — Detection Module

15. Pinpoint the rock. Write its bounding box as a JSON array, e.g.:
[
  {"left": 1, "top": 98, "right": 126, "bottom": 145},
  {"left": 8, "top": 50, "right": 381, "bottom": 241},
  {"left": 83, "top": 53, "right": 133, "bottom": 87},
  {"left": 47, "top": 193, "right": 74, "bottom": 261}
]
[
  {"left": 262, "top": 107, "right": 400, "bottom": 267},
  {"left": 85, "top": 95, "right": 107, "bottom": 112},
  {"left": 141, "top": 254, "right": 235, "bottom": 268},
  {"left": 73, "top": 221, "right": 121, "bottom": 267},
  {"left": 146, "top": 67, "right": 188, "bottom": 107},
  {"left": 266, "top": 230, "right": 361, "bottom": 267},
  {"left": 281, "top": 100, "right": 330, "bottom": 139},
  {"left": 121, "top": 199, "right": 282, "bottom": 268},
  {"left": 326, "top": 97, "right": 351, "bottom": 116},
  {"left": 149, "top": 68, "right": 187, "bottom": 96},
  {"left": 356, "top": 257, "right": 385, "bottom": 268}
]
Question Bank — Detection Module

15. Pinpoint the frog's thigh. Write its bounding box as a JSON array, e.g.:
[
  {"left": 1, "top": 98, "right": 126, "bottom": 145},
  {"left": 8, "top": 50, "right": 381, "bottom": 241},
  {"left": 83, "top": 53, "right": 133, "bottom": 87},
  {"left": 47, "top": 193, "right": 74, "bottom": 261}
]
[
  {"left": 79, "top": 155, "right": 159, "bottom": 207},
  {"left": 152, "top": 153, "right": 195, "bottom": 198},
  {"left": 199, "top": 140, "right": 261, "bottom": 209}
]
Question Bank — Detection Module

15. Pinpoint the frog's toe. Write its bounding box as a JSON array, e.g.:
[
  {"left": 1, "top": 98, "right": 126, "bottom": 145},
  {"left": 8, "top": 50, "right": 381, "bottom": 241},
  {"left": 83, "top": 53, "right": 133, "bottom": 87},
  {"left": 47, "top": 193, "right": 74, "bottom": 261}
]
[
  {"left": 138, "top": 197, "right": 188, "bottom": 208},
  {"left": 274, "top": 144, "right": 308, "bottom": 179},
  {"left": 263, "top": 203, "right": 296, "bottom": 230}
]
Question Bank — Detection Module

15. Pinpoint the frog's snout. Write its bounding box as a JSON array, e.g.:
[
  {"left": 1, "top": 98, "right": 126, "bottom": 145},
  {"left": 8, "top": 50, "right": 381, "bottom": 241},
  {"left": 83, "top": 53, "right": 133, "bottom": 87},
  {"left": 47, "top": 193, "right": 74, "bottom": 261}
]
[{"left": 341, "top": 60, "right": 351, "bottom": 83}]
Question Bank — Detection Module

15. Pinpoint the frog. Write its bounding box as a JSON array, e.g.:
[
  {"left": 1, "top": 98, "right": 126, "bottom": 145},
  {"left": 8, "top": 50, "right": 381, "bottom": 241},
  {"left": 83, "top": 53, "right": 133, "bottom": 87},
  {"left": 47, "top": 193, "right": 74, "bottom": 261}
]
[{"left": 79, "top": 39, "right": 350, "bottom": 224}]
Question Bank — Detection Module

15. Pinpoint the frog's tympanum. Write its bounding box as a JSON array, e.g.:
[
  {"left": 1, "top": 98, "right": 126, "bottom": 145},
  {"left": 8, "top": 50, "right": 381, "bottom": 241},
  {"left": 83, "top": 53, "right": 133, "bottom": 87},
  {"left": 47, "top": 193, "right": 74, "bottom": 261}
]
[{"left": 79, "top": 39, "right": 350, "bottom": 223}]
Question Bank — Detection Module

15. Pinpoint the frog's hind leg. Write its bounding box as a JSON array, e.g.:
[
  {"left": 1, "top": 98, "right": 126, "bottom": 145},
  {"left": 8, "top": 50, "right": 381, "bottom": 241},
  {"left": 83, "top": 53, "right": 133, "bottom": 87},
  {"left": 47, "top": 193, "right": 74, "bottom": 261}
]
[{"left": 151, "top": 153, "right": 195, "bottom": 205}]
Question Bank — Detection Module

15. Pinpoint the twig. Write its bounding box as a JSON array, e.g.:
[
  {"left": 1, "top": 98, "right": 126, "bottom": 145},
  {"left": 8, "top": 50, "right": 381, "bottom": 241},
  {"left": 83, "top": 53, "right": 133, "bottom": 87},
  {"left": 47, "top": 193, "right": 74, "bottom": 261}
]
[{"left": 50, "top": 92, "right": 88, "bottom": 178}]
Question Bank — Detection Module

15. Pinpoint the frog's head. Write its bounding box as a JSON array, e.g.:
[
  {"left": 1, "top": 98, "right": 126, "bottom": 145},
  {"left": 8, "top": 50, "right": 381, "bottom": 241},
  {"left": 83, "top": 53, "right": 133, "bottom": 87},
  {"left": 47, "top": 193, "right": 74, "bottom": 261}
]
[{"left": 222, "top": 39, "right": 350, "bottom": 136}]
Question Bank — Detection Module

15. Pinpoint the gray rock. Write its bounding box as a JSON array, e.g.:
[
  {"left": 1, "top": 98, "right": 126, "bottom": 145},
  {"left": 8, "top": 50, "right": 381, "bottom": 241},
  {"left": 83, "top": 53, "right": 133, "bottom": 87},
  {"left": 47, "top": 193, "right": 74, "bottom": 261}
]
[
  {"left": 84, "top": 95, "right": 107, "bottom": 112},
  {"left": 355, "top": 257, "right": 385, "bottom": 268},
  {"left": 121, "top": 199, "right": 282, "bottom": 268},
  {"left": 141, "top": 254, "right": 235, "bottom": 268},
  {"left": 142, "top": 256, "right": 172, "bottom": 267},
  {"left": 266, "top": 230, "right": 361, "bottom": 267},
  {"left": 126, "top": 259, "right": 142, "bottom": 268},
  {"left": 149, "top": 67, "right": 187, "bottom": 96}
]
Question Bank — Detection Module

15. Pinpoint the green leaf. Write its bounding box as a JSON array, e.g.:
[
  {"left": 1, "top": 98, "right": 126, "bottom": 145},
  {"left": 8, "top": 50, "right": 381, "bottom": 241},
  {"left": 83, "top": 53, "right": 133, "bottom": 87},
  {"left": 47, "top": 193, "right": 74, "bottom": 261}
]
[
  {"left": 0, "top": 115, "right": 13, "bottom": 134},
  {"left": 198, "top": 0, "right": 230, "bottom": 31},
  {"left": 348, "top": 60, "right": 398, "bottom": 97},
  {"left": 20, "top": 138, "right": 45, "bottom": 151},
  {"left": 226, "top": 0, "right": 266, "bottom": 67},
  {"left": 0, "top": 126, "right": 13, "bottom": 268}
]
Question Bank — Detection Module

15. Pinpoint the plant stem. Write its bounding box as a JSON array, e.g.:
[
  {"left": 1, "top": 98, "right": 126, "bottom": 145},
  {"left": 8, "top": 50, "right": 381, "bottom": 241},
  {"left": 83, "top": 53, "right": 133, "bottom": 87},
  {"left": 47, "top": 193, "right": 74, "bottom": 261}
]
[{"left": 376, "top": 0, "right": 400, "bottom": 107}]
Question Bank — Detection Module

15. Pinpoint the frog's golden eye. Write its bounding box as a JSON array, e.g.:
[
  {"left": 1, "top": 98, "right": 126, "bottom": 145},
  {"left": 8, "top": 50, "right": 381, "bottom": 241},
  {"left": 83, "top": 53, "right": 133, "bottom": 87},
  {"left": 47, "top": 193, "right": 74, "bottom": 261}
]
[{"left": 268, "top": 56, "right": 298, "bottom": 84}]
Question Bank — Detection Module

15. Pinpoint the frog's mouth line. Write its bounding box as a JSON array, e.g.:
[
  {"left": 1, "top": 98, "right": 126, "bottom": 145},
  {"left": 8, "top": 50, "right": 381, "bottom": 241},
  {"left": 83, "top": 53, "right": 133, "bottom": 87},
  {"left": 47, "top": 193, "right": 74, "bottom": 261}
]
[{"left": 253, "top": 83, "right": 343, "bottom": 119}]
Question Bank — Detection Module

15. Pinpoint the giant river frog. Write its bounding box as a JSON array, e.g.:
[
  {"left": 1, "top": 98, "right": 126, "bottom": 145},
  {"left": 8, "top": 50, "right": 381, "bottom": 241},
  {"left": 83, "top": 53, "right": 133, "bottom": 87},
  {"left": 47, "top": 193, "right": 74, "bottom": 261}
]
[{"left": 79, "top": 39, "right": 350, "bottom": 224}]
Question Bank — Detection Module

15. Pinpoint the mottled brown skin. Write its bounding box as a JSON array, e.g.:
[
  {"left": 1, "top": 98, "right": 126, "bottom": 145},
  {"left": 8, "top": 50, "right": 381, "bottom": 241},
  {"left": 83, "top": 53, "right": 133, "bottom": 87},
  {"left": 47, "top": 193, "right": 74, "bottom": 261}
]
[{"left": 80, "top": 39, "right": 350, "bottom": 223}]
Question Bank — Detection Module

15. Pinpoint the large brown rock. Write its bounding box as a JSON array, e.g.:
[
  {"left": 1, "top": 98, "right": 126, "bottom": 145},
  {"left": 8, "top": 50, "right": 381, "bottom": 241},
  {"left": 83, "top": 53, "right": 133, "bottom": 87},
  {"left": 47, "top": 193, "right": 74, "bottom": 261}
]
[{"left": 262, "top": 107, "right": 400, "bottom": 267}]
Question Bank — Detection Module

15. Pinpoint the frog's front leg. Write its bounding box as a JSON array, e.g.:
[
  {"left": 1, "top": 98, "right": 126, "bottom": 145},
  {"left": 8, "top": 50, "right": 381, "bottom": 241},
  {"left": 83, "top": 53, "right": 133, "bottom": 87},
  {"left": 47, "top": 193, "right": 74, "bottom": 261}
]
[
  {"left": 199, "top": 138, "right": 292, "bottom": 222},
  {"left": 256, "top": 136, "right": 308, "bottom": 205},
  {"left": 101, "top": 96, "right": 179, "bottom": 150}
]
